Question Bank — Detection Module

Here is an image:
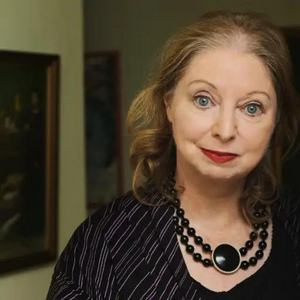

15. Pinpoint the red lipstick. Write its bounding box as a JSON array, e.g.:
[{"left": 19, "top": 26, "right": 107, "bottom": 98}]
[{"left": 201, "top": 148, "right": 238, "bottom": 164}]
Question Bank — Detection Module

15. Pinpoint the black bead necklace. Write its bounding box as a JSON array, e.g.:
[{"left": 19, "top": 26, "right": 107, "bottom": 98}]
[{"left": 170, "top": 183, "right": 270, "bottom": 274}]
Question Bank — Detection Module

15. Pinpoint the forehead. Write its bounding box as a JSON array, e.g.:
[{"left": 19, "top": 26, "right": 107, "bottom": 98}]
[{"left": 179, "top": 48, "right": 275, "bottom": 95}]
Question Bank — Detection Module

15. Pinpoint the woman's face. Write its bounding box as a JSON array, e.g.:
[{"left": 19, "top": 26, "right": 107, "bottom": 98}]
[{"left": 166, "top": 48, "right": 277, "bottom": 181}]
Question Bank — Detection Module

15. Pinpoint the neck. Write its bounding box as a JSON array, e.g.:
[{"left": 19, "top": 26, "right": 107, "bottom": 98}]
[{"left": 175, "top": 167, "right": 247, "bottom": 230}]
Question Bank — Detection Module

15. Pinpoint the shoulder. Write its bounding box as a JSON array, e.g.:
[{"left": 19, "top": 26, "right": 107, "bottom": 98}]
[
  {"left": 275, "top": 187, "right": 300, "bottom": 217},
  {"left": 88, "top": 190, "right": 140, "bottom": 228},
  {"left": 274, "top": 187, "right": 300, "bottom": 291},
  {"left": 48, "top": 191, "right": 156, "bottom": 298},
  {"left": 65, "top": 191, "right": 146, "bottom": 250},
  {"left": 54, "top": 190, "right": 165, "bottom": 269},
  {"left": 274, "top": 187, "right": 300, "bottom": 242}
]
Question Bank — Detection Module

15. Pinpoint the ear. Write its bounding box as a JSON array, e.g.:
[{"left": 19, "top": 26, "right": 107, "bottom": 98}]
[{"left": 164, "top": 97, "right": 173, "bottom": 123}]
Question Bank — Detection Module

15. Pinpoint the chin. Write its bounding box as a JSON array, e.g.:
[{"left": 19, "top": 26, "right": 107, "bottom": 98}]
[
  {"left": 206, "top": 173, "right": 240, "bottom": 182},
  {"left": 194, "top": 165, "right": 245, "bottom": 182}
]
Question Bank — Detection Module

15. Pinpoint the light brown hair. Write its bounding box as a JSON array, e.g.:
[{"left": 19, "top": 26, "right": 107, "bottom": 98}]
[{"left": 126, "top": 11, "right": 299, "bottom": 223}]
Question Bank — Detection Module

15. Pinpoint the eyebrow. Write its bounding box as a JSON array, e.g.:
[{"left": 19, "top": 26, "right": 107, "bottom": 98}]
[
  {"left": 188, "top": 80, "right": 271, "bottom": 100},
  {"left": 247, "top": 91, "right": 271, "bottom": 101},
  {"left": 187, "top": 79, "right": 217, "bottom": 90}
]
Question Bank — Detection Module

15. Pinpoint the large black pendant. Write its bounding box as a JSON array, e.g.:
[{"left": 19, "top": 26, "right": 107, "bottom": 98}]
[{"left": 212, "top": 244, "right": 241, "bottom": 274}]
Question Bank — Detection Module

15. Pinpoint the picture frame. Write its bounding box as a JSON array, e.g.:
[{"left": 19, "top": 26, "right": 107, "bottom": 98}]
[
  {"left": 0, "top": 51, "right": 59, "bottom": 274},
  {"left": 84, "top": 51, "right": 123, "bottom": 213}
]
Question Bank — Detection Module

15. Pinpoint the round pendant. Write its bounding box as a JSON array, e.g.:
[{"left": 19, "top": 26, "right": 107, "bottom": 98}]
[{"left": 212, "top": 244, "right": 241, "bottom": 274}]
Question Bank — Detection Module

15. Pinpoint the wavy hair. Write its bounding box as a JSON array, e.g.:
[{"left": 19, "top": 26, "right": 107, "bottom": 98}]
[{"left": 126, "top": 11, "right": 300, "bottom": 224}]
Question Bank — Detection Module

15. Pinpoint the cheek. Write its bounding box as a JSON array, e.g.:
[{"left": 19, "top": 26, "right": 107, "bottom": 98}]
[
  {"left": 172, "top": 112, "right": 209, "bottom": 143},
  {"left": 241, "top": 124, "right": 273, "bottom": 155}
]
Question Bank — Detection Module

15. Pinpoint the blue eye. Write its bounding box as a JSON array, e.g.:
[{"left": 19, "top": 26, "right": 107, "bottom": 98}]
[
  {"left": 244, "top": 103, "right": 262, "bottom": 116},
  {"left": 195, "top": 95, "right": 211, "bottom": 107}
]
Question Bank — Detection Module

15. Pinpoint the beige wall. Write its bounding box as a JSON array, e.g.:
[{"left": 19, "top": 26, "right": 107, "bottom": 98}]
[
  {"left": 0, "top": 0, "right": 85, "bottom": 299},
  {"left": 84, "top": 0, "right": 300, "bottom": 190}
]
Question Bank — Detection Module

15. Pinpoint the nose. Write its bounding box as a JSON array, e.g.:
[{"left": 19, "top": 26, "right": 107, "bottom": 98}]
[{"left": 211, "top": 106, "right": 236, "bottom": 142}]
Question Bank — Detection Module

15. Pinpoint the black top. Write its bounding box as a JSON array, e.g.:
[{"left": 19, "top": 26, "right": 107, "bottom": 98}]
[{"left": 47, "top": 191, "right": 299, "bottom": 299}]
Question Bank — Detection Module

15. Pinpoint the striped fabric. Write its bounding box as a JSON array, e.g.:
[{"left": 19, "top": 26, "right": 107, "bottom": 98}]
[{"left": 47, "top": 190, "right": 300, "bottom": 299}]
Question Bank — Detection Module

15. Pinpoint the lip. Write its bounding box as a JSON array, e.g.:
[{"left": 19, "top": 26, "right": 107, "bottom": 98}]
[{"left": 201, "top": 148, "right": 238, "bottom": 164}]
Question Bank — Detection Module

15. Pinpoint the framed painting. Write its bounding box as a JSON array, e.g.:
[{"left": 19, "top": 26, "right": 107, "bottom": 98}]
[
  {"left": 0, "top": 51, "right": 59, "bottom": 274},
  {"left": 85, "top": 51, "right": 123, "bottom": 213},
  {"left": 272, "top": 28, "right": 300, "bottom": 190}
]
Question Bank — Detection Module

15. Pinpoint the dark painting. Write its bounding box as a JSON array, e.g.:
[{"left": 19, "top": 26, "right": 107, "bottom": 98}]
[
  {"left": 85, "top": 52, "right": 123, "bottom": 213},
  {"left": 0, "top": 51, "right": 59, "bottom": 274}
]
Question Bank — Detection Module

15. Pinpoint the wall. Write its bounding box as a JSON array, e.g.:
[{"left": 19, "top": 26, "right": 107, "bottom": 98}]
[
  {"left": 84, "top": 0, "right": 300, "bottom": 191},
  {"left": 0, "top": 0, "right": 85, "bottom": 299}
]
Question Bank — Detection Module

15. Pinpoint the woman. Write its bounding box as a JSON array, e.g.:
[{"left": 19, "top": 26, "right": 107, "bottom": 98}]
[{"left": 47, "top": 11, "right": 300, "bottom": 299}]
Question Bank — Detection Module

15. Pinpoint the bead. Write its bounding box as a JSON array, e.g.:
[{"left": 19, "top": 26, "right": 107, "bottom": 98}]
[
  {"left": 193, "top": 253, "right": 202, "bottom": 262},
  {"left": 256, "top": 250, "right": 264, "bottom": 259},
  {"left": 254, "top": 212, "right": 260, "bottom": 218},
  {"left": 239, "top": 247, "right": 248, "bottom": 256},
  {"left": 194, "top": 236, "right": 203, "bottom": 245},
  {"left": 203, "top": 244, "right": 211, "bottom": 252},
  {"left": 176, "top": 208, "right": 185, "bottom": 217},
  {"left": 173, "top": 198, "right": 180, "bottom": 207},
  {"left": 259, "top": 241, "right": 267, "bottom": 250},
  {"left": 253, "top": 223, "right": 260, "bottom": 230},
  {"left": 261, "top": 210, "right": 267, "bottom": 217},
  {"left": 250, "top": 232, "right": 258, "bottom": 241},
  {"left": 241, "top": 261, "right": 249, "bottom": 270},
  {"left": 203, "top": 259, "right": 211, "bottom": 267},
  {"left": 262, "top": 221, "right": 269, "bottom": 229},
  {"left": 181, "top": 218, "right": 190, "bottom": 227},
  {"left": 186, "top": 245, "right": 194, "bottom": 253},
  {"left": 176, "top": 226, "right": 183, "bottom": 234},
  {"left": 172, "top": 216, "right": 179, "bottom": 223},
  {"left": 245, "top": 240, "right": 253, "bottom": 249},
  {"left": 260, "top": 230, "right": 268, "bottom": 240},
  {"left": 249, "top": 257, "right": 257, "bottom": 266},
  {"left": 180, "top": 235, "right": 189, "bottom": 244},
  {"left": 187, "top": 227, "right": 196, "bottom": 236}
]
